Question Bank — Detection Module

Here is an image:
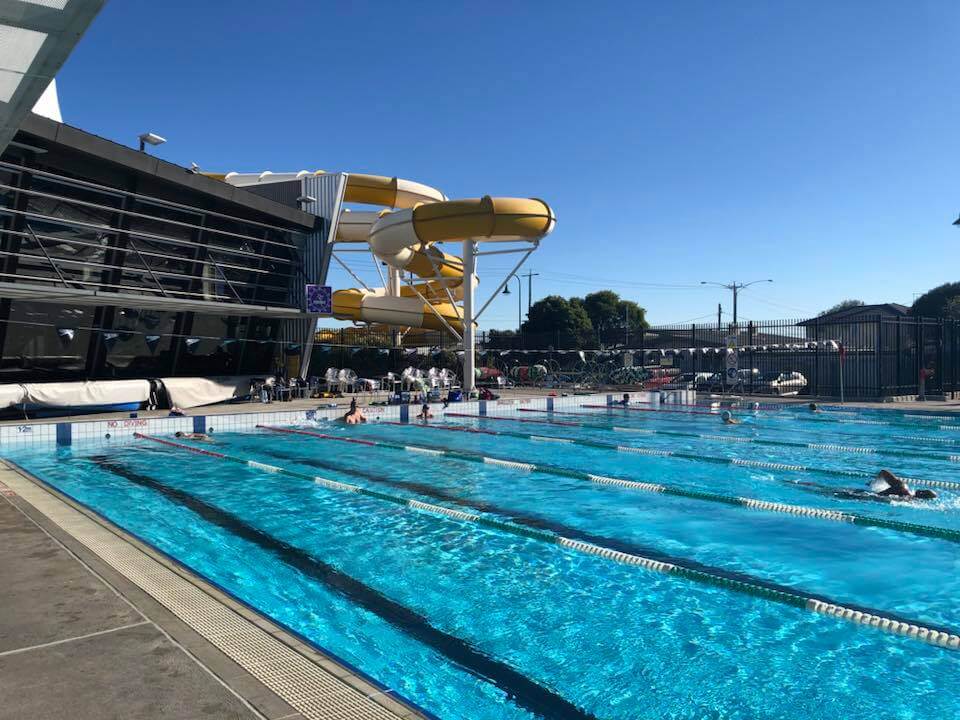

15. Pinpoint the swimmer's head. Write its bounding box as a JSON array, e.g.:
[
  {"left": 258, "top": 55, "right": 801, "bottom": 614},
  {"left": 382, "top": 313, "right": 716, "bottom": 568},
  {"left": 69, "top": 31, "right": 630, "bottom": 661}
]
[
  {"left": 915, "top": 489, "right": 938, "bottom": 500},
  {"left": 174, "top": 431, "right": 183, "bottom": 438},
  {"left": 809, "top": 402, "right": 819, "bottom": 412},
  {"left": 752, "top": 402, "right": 761, "bottom": 411},
  {"left": 721, "top": 411, "right": 732, "bottom": 421}
]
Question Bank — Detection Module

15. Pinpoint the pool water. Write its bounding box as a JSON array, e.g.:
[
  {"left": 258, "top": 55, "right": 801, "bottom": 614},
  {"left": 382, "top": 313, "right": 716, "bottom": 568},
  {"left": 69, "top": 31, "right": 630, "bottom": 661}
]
[{"left": 7, "top": 403, "right": 960, "bottom": 719}]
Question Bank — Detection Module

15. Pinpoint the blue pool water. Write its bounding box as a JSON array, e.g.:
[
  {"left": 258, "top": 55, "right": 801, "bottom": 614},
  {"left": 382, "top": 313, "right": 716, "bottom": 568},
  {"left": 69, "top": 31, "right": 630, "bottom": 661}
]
[{"left": 6, "top": 403, "right": 960, "bottom": 719}]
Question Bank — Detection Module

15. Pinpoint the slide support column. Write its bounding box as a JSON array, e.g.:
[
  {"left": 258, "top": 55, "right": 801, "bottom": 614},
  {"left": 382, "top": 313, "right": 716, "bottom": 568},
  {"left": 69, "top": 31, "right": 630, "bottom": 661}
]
[{"left": 462, "top": 239, "right": 477, "bottom": 394}]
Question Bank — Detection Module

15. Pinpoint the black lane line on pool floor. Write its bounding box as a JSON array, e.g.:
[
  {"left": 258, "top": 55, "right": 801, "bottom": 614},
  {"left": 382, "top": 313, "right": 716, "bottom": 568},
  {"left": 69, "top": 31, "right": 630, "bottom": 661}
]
[
  {"left": 86, "top": 455, "right": 601, "bottom": 720},
  {"left": 514, "top": 409, "right": 960, "bottom": 463},
  {"left": 132, "top": 435, "right": 960, "bottom": 649},
  {"left": 285, "top": 423, "right": 960, "bottom": 546},
  {"left": 439, "top": 414, "right": 960, "bottom": 494},
  {"left": 227, "top": 441, "right": 957, "bottom": 631}
]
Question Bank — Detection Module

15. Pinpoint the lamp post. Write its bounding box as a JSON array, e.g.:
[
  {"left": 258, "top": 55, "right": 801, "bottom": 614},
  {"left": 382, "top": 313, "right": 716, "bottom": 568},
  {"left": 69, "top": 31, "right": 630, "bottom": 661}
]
[
  {"left": 502, "top": 274, "right": 522, "bottom": 331},
  {"left": 700, "top": 279, "right": 773, "bottom": 326},
  {"left": 138, "top": 132, "right": 166, "bottom": 153}
]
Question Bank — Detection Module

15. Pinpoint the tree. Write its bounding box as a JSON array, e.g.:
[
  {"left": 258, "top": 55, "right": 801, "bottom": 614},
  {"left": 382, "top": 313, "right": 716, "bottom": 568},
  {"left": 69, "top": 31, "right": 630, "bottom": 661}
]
[
  {"left": 819, "top": 299, "right": 864, "bottom": 316},
  {"left": 521, "top": 295, "right": 592, "bottom": 340},
  {"left": 583, "top": 291, "right": 649, "bottom": 340},
  {"left": 912, "top": 282, "right": 960, "bottom": 319},
  {"left": 583, "top": 291, "right": 621, "bottom": 334}
]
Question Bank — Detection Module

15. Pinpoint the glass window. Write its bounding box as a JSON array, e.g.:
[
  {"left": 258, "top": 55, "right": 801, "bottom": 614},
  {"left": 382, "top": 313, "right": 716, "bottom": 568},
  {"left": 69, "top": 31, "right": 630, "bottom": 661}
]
[
  {"left": 102, "top": 308, "right": 177, "bottom": 378},
  {"left": 0, "top": 301, "right": 92, "bottom": 382}
]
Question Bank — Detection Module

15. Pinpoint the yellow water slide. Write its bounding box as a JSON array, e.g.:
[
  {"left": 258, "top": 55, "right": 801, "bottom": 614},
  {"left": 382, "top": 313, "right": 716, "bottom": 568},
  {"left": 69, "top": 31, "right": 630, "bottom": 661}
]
[{"left": 217, "top": 171, "right": 555, "bottom": 333}]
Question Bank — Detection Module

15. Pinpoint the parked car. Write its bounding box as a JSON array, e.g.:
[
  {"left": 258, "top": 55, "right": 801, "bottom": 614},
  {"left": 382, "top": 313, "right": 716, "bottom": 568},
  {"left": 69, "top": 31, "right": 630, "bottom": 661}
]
[
  {"left": 704, "top": 368, "right": 760, "bottom": 393},
  {"left": 663, "top": 372, "right": 712, "bottom": 390},
  {"left": 757, "top": 371, "right": 808, "bottom": 396}
]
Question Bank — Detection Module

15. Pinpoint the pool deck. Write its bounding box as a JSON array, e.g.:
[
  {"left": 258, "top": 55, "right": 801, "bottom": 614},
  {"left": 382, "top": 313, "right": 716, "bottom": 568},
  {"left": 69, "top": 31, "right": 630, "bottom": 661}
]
[
  {"left": 1, "top": 386, "right": 958, "bottom": 430},
  {"left": 0, "top": 463, "right": 427, "bottom": 720}
]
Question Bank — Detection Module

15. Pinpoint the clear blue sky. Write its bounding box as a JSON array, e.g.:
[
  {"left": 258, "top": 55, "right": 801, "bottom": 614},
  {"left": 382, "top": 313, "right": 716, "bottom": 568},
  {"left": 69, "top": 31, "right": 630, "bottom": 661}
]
[{"left": 56, "top": 0, "right": 960, "bottom": 328}]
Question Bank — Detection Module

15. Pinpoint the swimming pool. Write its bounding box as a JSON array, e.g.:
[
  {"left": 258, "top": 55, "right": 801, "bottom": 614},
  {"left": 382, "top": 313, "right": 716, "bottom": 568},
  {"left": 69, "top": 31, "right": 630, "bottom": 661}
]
[{"left": 6, "top": 399, "right": 960, "bottom": 719}]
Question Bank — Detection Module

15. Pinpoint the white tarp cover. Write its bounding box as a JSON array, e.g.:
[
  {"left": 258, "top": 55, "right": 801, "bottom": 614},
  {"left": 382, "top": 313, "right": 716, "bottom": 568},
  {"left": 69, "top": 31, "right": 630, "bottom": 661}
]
[
  {"left": 22, "top": 379, "right": 150, "bottom": 408},
  {"left": 161, "top": 376, "right": 264, "bottom": 410},
  {"left": 0, "top": 383, "right": 26, "bottom": 408}
]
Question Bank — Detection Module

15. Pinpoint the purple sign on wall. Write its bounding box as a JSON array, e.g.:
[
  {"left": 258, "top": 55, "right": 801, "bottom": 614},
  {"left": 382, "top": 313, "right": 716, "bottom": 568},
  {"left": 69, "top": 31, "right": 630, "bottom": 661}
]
[{"left": 306, "top": 285, "right": 332, "bottom": 313}]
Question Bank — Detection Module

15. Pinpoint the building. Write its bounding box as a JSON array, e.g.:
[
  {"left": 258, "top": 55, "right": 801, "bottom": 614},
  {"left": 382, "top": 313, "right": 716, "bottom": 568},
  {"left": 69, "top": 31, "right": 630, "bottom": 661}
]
[
  {"left": 799, "top": 303, "right": 910, "bottom": 346},
  {"left": 0, "top": 112, "right": 328, "bottom": 387}
]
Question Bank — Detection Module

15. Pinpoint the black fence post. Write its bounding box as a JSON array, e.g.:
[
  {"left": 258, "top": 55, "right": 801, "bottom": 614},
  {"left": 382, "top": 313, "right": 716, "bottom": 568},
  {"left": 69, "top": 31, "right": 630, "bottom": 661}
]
[
  {"left": 691, "top": 324, "right": 697, "bottom": 373},
  {"left": 875, "top": 316, "right": 883, "bottom": 398},
  {"left": 813, "top": 317, "right": 819, "bottom": 396}
]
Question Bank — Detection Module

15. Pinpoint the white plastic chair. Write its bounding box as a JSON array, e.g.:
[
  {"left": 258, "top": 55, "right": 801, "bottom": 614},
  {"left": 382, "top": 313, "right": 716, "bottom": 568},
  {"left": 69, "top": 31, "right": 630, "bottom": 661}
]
[{"left": 324, "top": 367, "right": 340, "bottom": 393}]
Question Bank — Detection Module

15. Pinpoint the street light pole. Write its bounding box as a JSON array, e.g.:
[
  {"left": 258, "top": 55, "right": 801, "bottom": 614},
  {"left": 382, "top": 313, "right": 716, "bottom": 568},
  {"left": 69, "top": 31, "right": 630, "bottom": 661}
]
[
  {"left": 502, "top": 274, "right": 524, "bottom": 338},
  {"left": 701, "top": 279, "right": 773, "bottom": 326}
]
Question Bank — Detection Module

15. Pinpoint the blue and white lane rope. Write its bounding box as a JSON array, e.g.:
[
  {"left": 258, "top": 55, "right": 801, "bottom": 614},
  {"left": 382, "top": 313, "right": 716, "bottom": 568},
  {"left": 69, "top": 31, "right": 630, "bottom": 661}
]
[
  {"left": 440, "top": 413, "right": 960, "bottom": 493},
  {"left": 133, "top": 432, "right": 960, "bottom": 651},
  {"left": 256, "top": 425, "right": 960, "bottom": 545}
]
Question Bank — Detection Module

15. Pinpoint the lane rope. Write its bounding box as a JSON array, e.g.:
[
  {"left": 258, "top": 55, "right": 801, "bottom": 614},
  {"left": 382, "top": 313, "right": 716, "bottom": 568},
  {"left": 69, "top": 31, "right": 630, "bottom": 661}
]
[
  {"left": 442, "top": 413, "right": 960, "bottom": 492},
  {"left": 132, "top": 432, "right": 960, "bottom": 651},
  {"left": 254, "top": 426, "right": 960, "bottom": 545}
]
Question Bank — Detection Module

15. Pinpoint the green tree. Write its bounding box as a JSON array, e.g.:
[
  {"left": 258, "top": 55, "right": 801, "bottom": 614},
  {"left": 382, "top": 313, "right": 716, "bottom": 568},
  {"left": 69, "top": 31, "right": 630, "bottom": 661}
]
[
  {"left": 522, "top": 295, "right": 593, "bottom": 339},
  {"left": 819, "top": 299, "right": 864, "bottom": 316},
  {"left": 912, "top": 282, "right": 960, "bottom": 318},
  {"left": 583, "top": 291, "right": 621, "bottom": 334},
  {"left": 583, "top": 291, "right": 649, "bottom": 339}
]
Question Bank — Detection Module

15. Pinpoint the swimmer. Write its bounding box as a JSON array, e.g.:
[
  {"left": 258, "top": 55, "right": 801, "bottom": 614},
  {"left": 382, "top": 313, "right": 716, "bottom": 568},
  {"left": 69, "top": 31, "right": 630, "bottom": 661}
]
[
  {"left": 618, "top": 393, "right": 630, "bottom": 406},
  {"left": 808, "top": 402, "right": 820, "bottom": 413},
  {"left": 751, "top": 402, "right": 761, "bottom": 412},
  {"left": 417, "top": 403, "right": 434, "bottom": 421},
  {"left": 343, "top": 398, "right": 367, "bottom": 425},
  {"left": 868, "top": 469, "right": 937, "bottom": 500},
  {"left": 174, "top": 431, "right": 213, "bottom": 442},
  {"left": 720, "top": 410, "right": 740, "bottom": 425}
]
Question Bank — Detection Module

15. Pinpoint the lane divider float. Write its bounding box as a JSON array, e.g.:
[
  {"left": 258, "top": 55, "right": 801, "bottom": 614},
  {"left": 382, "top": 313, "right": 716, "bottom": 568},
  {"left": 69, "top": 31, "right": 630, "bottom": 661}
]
[
  {"left": 131, "top": 432, "right": 960, "bottom": 651},
  {"left": 254, "top": 426, "right": 960, "bottom": 544},
  {"left": 441, "top": 413, "right": 960, "bottom": 492}
]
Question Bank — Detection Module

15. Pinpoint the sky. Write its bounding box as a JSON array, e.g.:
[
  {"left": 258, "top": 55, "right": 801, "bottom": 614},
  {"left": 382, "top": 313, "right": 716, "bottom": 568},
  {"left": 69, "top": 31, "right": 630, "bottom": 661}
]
[{"left": 53, "top": 0, "right": 960, "bottom": 329}]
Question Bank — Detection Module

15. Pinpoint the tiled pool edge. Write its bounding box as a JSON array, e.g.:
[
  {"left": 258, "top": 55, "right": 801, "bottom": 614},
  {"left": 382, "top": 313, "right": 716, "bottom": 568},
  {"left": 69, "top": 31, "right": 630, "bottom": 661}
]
[
  {"left": 0, "top": 461, "right": 430, "bottom": 720},
  {"left": 0, "top": 390, "right": 693, "bottom": 448}
]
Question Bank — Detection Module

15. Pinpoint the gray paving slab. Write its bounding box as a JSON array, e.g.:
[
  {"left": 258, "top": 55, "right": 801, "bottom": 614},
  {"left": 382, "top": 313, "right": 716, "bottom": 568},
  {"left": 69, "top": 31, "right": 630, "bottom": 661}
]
[
  {"left": 0, "top": 501, "right": 142, "bottom": 653},
  {"left": 0, "top": 623, "right": 258, "bottom": 720}
]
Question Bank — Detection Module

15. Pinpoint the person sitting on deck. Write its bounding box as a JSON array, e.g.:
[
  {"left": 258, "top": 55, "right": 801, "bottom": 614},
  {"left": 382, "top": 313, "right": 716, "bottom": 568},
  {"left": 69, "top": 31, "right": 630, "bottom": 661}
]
[
  {"left": 343, "top": 398, "right": 367, "bottom": 425},
  {"left": 417, "top": 403, "right": 434, "bottom": 421},
  {"left": 720, "top": 410, "right": 740, "bottom": 425}
]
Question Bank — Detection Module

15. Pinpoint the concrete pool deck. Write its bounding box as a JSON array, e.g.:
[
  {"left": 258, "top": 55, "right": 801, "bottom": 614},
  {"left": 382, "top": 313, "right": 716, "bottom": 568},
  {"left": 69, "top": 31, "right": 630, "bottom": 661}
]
[{"left": 0, "top": 463, "right": 427, "bottom": 720}]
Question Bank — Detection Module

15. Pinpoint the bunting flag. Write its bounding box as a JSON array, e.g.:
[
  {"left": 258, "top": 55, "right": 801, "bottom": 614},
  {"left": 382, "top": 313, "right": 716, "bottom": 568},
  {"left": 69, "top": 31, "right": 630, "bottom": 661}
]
[
  {"left": 145, "top": 335, "right": 162, "bottom": 354},
  {"left": 56, "top": 327, "right": 75, "bottom": 347}
]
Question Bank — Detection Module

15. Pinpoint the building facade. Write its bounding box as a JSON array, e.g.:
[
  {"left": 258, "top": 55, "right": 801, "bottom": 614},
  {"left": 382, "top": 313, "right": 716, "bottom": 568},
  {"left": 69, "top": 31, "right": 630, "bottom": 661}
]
[{"left": 0, "top": 113, "right": 321, "bottom": 384}]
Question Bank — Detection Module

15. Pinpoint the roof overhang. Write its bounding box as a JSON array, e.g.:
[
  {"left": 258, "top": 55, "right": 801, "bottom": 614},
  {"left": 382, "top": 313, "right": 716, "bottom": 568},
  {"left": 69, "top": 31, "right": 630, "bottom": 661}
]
[
  {"left": 0, "top": 0, "right": 105, "bottom": 155},
  {"left": 0, "top": 281, "right": 327, "bottom": 319}
]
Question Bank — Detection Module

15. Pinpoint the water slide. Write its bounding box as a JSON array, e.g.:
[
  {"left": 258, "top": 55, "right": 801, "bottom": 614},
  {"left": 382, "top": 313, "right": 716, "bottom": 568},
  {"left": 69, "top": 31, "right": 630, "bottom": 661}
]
[{"left": 219, "top": 172, "right": 555, "bottom": 332}]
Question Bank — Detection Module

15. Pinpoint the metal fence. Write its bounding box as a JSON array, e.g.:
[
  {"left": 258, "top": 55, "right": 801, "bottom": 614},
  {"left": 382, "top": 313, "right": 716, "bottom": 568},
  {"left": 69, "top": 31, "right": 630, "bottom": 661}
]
[
  {"left": 312, "top": 317, "right": 960, "bottom": 399},
  {"left": 479, "top": 317, "right": 960, "bottom": 400}
]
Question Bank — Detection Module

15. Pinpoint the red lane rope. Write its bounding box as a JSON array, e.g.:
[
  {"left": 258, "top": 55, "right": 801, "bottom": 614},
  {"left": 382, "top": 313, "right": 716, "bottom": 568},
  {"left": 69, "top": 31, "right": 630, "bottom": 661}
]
[
  {"left": 133, "top": 433, "right": 227, "bottom": 458},
  {"left": 256, "top": 424, "right": 377, "bottom": 446},
  {"left": 445, "top": 412, "right": 580, "bottom": 427},
  {"left": 581, "top": 405, "right": 724, "bottom": 416},
  {"left": 380, "top": 420, "right": 500, "bottom": 436}
]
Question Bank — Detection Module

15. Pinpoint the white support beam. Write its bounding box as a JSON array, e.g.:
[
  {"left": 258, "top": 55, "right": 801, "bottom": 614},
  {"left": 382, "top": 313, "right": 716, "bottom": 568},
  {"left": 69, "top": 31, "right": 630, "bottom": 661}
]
[
  {"left": 0, "top": 0, "right": 106, "bottom": 153},
  {"left": 462, "top": 239, "right": 477, "bottom": 393}
]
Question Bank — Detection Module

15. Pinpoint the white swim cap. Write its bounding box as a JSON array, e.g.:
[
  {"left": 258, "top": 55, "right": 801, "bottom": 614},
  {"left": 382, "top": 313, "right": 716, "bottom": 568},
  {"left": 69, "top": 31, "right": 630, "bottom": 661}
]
[{"left": 721, "top": 411, "right": 732, "bottom": 421}]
